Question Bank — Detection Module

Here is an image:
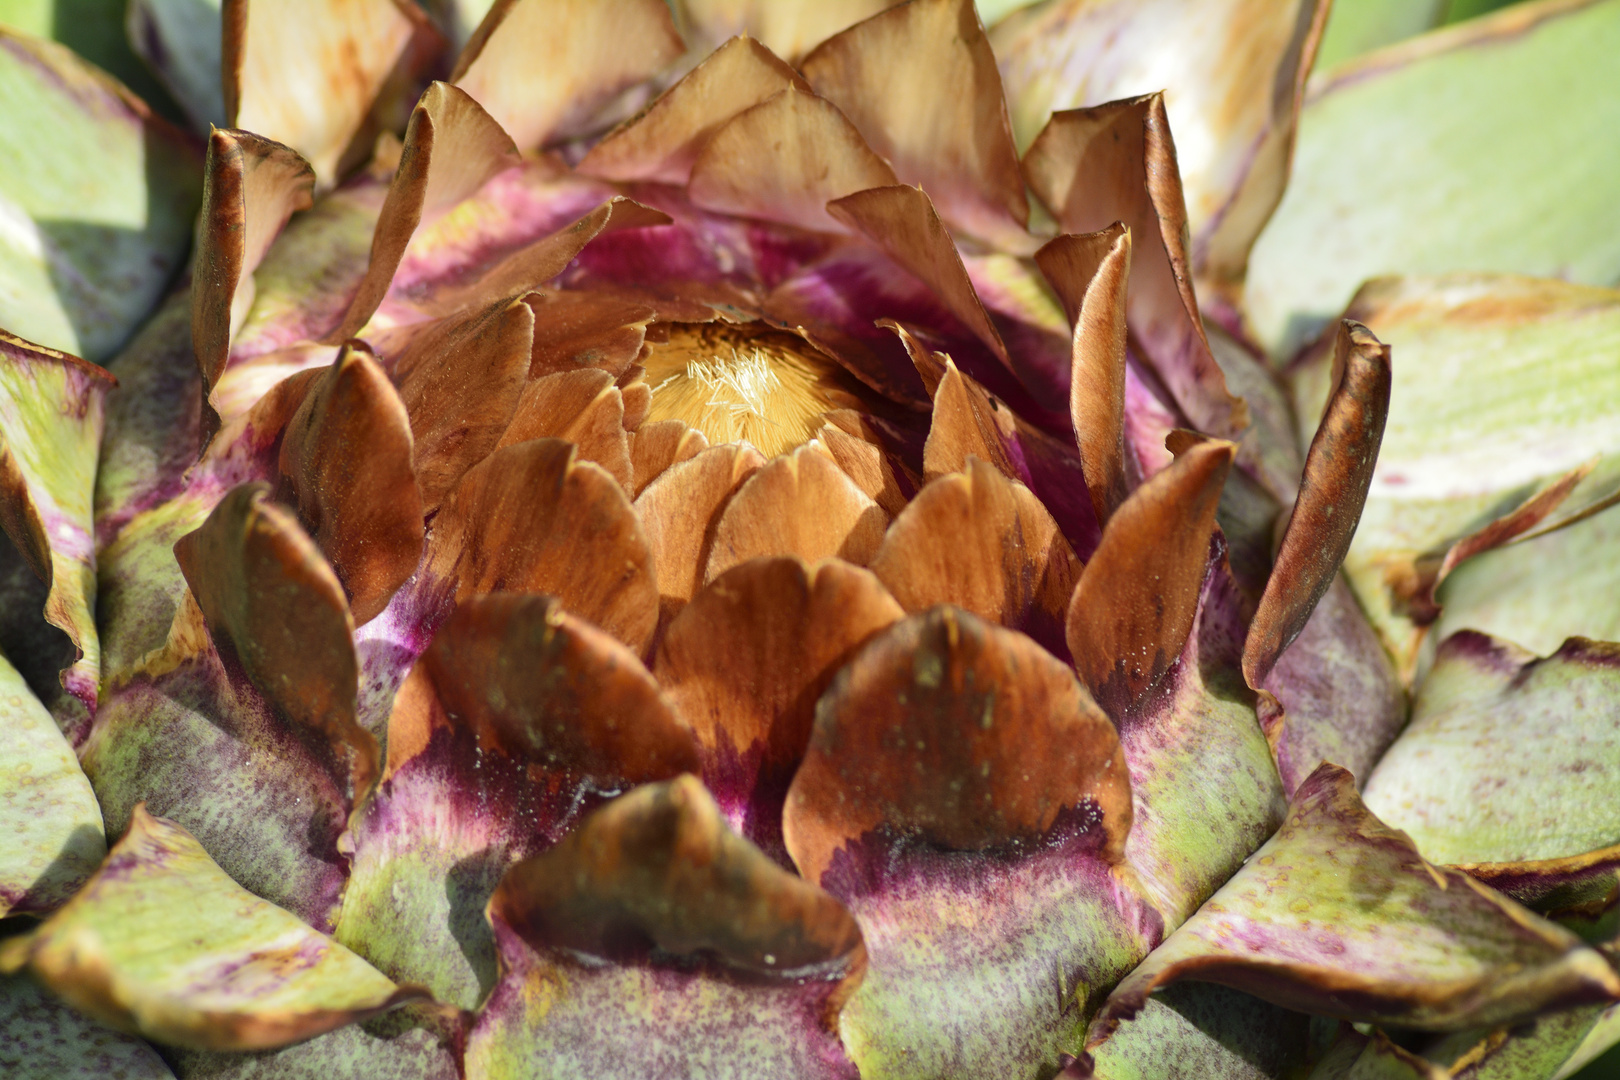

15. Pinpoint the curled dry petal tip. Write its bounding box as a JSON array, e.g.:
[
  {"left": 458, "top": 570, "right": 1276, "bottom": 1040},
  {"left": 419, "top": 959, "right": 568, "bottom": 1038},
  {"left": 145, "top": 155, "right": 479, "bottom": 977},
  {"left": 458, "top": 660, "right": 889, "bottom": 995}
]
[{"left": 1243, "top": 319, "right": 1390, "bottom": 691}]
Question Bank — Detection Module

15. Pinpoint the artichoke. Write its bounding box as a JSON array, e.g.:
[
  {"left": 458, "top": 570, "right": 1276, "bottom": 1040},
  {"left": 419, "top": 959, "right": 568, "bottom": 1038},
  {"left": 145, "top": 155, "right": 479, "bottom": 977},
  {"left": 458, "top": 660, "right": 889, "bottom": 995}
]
[{"left": 2, "top": 1, "right": 1620, "bottom": 1078}]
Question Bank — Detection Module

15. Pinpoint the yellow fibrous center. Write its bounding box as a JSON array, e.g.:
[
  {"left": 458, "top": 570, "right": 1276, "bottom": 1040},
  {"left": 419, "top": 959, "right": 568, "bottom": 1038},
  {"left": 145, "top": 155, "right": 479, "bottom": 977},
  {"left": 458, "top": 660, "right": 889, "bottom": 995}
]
[{"left": 641, "top": 324, "right": 843, "bottom": 458}]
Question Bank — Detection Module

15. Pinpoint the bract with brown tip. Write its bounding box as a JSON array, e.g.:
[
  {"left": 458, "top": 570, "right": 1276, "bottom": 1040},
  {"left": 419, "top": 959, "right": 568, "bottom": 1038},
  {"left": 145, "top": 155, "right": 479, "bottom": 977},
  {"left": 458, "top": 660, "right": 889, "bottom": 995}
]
[
  {"left": 871, "top": 458, "right": 1080, "bottom": 661},
  {"left": 173, "top": 483, "right": 375, "bottom": 798},
  {"left": 421, "top": 438, "right": 658, "bottom": 654},
  {"left": 1244, "top": 320, "right": 1390, "bottom": 692},
  {"left": 655, "top": 556, "right": 902, "bottom": 854},
  {"left": 467, "top": 776, "right": 864, "bottom": 1079},
  {"left": 1023, "top": 95, "right": 1246, "bottom": 438},
  {"left": 1035, "top": 224, "right": 1133, "bottom": 523},
  {"left": 579, "top": 35, "right": 810, "bottom": 185},
  {"left": 1067, "top": 438, "right": 1233, "bottom": 716},
  {"left": 801, "top": 0, "right": 1028, "bottom": 245},
  {"left": 704, "top": 444, "right": 888, "bottom": 581},
  {"left": 627, "top": 418, "right": 709, "bottom": 496},
  {"left": 451, "top": 0, "right": 683, "bottom": 150},
  {"left": 636, "top": 442, "right": 764, "bottom": 626},
  {"left": 688, "top": 87, "right": 899, "bottom": 234},
  {"left": 278, "top": 341, "right": 423, "bottom": 625},
  {"left": 784, "top": 606, "right": 1147, "bottom": 1079},
  {"left": 497, "top": 369, "right": 633, "bottom": 490}
]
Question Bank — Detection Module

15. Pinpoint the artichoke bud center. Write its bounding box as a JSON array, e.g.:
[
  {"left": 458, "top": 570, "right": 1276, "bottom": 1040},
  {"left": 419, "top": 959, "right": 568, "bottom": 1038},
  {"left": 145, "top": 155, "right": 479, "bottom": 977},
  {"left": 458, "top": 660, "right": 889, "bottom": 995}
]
[{"left": 641, "top": 323, "right": 841, "bottom": 457}]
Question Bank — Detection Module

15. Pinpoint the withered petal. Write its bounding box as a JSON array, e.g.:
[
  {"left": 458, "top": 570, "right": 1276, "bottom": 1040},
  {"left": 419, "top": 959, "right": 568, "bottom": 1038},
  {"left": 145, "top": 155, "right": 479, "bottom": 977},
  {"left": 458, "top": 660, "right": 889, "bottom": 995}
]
[
  {"left": 921, "top": 357, "right": 1021, "bottom": 482},
  {"left": 578, "top": 34, "right": 809, "bottom": 185},
  {"left": 392, "top": 296, "right": 533, "bottom": 512},
  {"left": 1035, "top": 224, "right": 1133, "bottom": 524},
  {"left": 705, "top": 444, "right": 889, "bottom": 582},
  {"left": 688, "top": 87, "right": 899, "bottom": 234},
  {"left": 678, "top": 0, "right": 905, "bottom": 62},
  {"left": 828, "top": 185, "right": 1014, "bottom": 374},
  {"left": 1067, "top": 438, "right": 1234, "bottom": 715},
  {"left": 654, "top": 556, "right": 902, "bottom": 843},
  {"left": 493, "top": 774, "right": 863, "bottom": 971},
  {"left": 525, "top": 290, "right": 657, "bottom": 379},
  {"left": 419, "top": 592, "right": 699, "bottom": 784},
  {"left": 324, "top": 81, "right": 521, "bottom": 343},
  {"left": 801, "top": 0, "right": 1028, "bottom": 245},
  {"left": 814, "top": 410, "right": 911, "bottom": 516},
  {"left": 224, "top": 0, "right": 425, "bottom": 183},
  {"left": 635, "top": 442, "right": 765, "bottom": 626},
  {"left": 172, "top": 484, "right": 376, "bottom": 798},
  {"left": 423, "top": 438, "right": 659, "bottom": 654},
  {"left": 498, "top": 369, "right": 634, "bottom": 491},
  {"left": 871, "top": 458, "right": 1080, "bottom": 662},
  {"left": 628, "top": 418, "right": 710, "bottom": 497},
  {"left": 451, "top": 0, "right": 683, "bottom": 150},
  {"left": 1024, "top": 95, "right": 1246, "bottom": 438},
  {"left": 784, "top": 606, "right": 1131, "bottom": 884},
  {"left": 191, "top": 129, "right": 315, "bottom": 438},
  {"left": 1244, "top": 320, "right": 1390, "bottom": 691},
  {"left": 277, "top": 341, "right": 424, "bottom": 626}
]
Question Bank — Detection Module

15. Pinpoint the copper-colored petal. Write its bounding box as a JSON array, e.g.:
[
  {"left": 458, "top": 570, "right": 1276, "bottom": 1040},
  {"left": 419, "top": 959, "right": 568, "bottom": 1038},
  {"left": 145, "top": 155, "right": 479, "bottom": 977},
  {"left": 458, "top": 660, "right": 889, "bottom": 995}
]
[
  {"left": 800, "top": 0, "right": 1027, "bottom": 244},
  {"left": 635, "top": 442, "right": 765, "bottom": 625},
  {"left": 784, "top": 607, "right": 1131, "bottom": 884},
  {"left": 628, "top": 418, "right": 710, "bottom": 497},
  {"left": 1244, "top": 321, "right": 1390, "bottom": 690},
  {"left": 419, "top": 593, "right": 699, "bottom": 783},
  {"left": 678, "top": 0, "right": 904, "bottom": 62},
  {"left": 1067, "top": 438, "right": 1234, "bottom": 715},
  {"left": 687, "top": 87, "right": 899, "bottom": 234},
  {"left": 276, "top": 341, "right": 423, "bottom": 626},
  {"left": 173, "top": 484, "right": 375, "bottom": 797},
  {"left": 493, "top": 775, "right": 863, "bottom": 972},
  {"left": 323, "top": 82, "right": 520, "bottom": 343},
  {"left": 450, "top": 0, "right": 683, "bottom": 150},
  {"left": 497, "top": 369, "right": 633, "bottom": 491},
  {"left": 423, "top": 438, "right": 658, "bottom": 654},
  {"left": 871, "top": 458, "right": 1080, "bottom": 661},
  {"left": 191, "top": 129, "right": 315, "bottom": 438},
  {"left": 578, "top": 35, "right": 809, "bottom": 184},
  {"left": 828, "top": 185, "right": 1013, "bottom": 375},
  {"left": 1024, "top": 95, "right": 1247, "bottom": 438},
  {"left": 705, "top": 444, "right": 889, "bottom": 581},
  {"left": 413, "top": 197, "right": 671, "bottom": 317},
  {"left": 654, "top": 557, "right": 902, "bottom": 837},
  {"left": 223, "top": 0, "right": 424, "bottom": 183},
  {"left": 525, "top": 290, "right": 657, "bottom": 379},
  {"left": 921, "top": 358, "right": 1020, "bottom": 482},
  {"left": 1035, "top": 224, "right": 1133, "bottom": 523},
  {"left": 814, "top": 411, "right": 909, "bottom": 516},
  {"left": 392, "top": 296, "right": 533, "bottom": 511}
]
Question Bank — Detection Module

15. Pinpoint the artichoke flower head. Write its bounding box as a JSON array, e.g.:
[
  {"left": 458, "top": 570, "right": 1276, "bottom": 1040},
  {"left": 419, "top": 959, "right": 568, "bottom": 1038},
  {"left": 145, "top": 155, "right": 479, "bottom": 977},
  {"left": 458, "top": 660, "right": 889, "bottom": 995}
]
[{"left": 4, "top": 1, "right": 1620, "bottom": 1079}]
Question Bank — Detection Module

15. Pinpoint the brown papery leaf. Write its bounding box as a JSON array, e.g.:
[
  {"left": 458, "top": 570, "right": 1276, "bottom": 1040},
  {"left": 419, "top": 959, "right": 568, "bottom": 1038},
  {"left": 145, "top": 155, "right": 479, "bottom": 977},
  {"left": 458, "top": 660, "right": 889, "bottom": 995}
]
[
  {"left": 1067, "top": 438, "right": 1234, "bottom": 715},
  {"left": 1244, "top": 321, "right": 1390, "bottom": 690},
  {"left": 635, "top": 443, "right": 765, "bottom": 626},
  {"left": 424, "top": 438, "right": 658, "bottom": 655},
  {"left": 173, "top": 484, "right": 375, "bottom": 797},
  {"left": 392, "top": 296, "right": 533, "bottom": 511},
  {"left": 278, "top": 341, "right": 423, "bottom": 626},
  {"left": 526, "top": 290, "right": 657, "bottom": 379},
  {"left": 323, "top": 82, "right": 520, "bottom": 343},
  {"left": 680, "top": 0, "right": 904, "bottom": 63},
  {"left": 1024, "top": 94, "right": 1246, "bottom": 438},
  {"left": 494, "top": 775, "right": 863, "bottom": 972},
  {"left": 871, "top": 458, "right": 1080, "bottom": 662},
  {"left": 801, "top": 0, "right": 1028, "bottom": 245},
  {"left": 498, "top": 370, "right": 633, "bottom": 491},
  {"left": 921, "top": 358, "right": 1020, "bottom": 482},
  {"left": 784, "top": 607, "right": 1131, "bottom": 884},
  {"left": 452, "top": 0, "right": 683, "bottom": 150},
  {"left": 413, "top": 197, "right": 672, "bottom": 317},
  {"left": 224, "top": 0, "right": 425, "bottom": 183},
  {"left": 420, "top": 593, "right": 699, "bottom": 784},
  {"left": 705, "top": 445, "right": 889, "bottom": 582},
  {"left": 1035, "top": 224, "right": 1133, "bottom": 523},
  {"left": 814, "top": 411, "right": 909, "bottom": 516},
  {"left": 628, "top": 419, "right": 710, "bottom": 497},
  {"left": 655, "top": 557, "right": 903, "bottom": 798},
  {"left": 191, "top": 129, "right": 314, "bottom": 440},
  {"left": 828, "top": 185, "right": 1014, "bottom": 375},
  {"left": 579, "top": 35, "right": 809, "bottom": 184},
  {"left": 687, "top": 87, "right": 898, "bottom": 234}
]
